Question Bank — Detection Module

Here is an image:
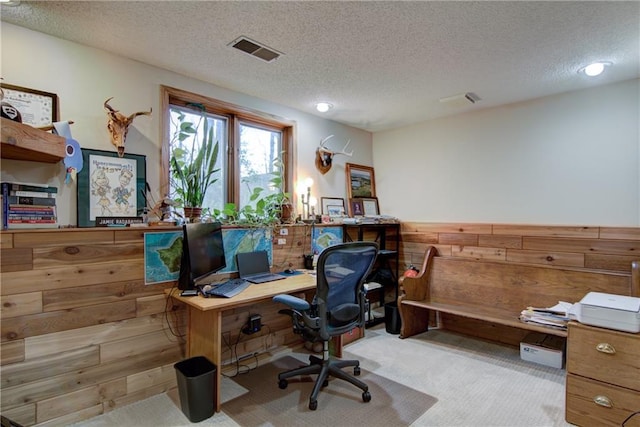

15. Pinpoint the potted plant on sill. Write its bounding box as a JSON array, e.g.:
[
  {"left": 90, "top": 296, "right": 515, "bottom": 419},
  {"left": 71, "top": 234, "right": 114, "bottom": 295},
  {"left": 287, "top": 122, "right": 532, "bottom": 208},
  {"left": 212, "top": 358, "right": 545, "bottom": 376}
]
[{"left": 170, "top": 109, "right": 220, "bottom": 222}]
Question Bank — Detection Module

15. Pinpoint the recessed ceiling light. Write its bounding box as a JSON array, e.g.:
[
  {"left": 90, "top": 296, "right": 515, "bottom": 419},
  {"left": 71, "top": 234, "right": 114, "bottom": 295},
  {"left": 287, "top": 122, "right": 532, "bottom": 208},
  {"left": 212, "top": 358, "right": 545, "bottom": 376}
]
[
  {"left": 316, "top": 102, "right": 333, "bottom": 113},
  {"left": 580, "top": 62, "right": 612, "bottom": 77},
  {"left": 0, "top": 0, "right": 21, "bottom": 5}
]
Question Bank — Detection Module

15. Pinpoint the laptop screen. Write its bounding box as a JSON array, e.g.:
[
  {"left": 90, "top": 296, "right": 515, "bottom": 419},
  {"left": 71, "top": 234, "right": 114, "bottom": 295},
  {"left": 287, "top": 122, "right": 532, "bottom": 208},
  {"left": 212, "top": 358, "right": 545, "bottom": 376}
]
[{"left": 236, "top": 251, "right": 271, "bottom": 278}]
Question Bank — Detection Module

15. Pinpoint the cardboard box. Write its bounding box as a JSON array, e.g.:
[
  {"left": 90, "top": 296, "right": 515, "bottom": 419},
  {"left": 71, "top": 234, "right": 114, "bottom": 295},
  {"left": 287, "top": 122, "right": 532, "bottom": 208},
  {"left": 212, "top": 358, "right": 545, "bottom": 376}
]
[{"left": 520, "top": 333, "right": 565, "bottom": 369}]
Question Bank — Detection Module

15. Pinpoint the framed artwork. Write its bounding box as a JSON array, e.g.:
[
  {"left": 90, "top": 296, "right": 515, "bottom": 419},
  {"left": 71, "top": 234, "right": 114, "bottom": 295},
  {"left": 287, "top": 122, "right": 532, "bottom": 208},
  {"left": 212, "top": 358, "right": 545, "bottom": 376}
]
[
  {"left": 346, "top": 163, "right": 376, "bottom": 199},
  {"left": 77, "top": 149, "right": 146, "bottom": 227},
  {"left": 0, "top": 83, "right": 58, "bottom": 127},
  {"left": 321, "top": 197, "right": 345, "bottom": 216},
  {"left": 361, "top": 197, "right": 380, "bottom": 216},
  {"left": 349, "top": 198, "right": 365, "bottom": 217}
]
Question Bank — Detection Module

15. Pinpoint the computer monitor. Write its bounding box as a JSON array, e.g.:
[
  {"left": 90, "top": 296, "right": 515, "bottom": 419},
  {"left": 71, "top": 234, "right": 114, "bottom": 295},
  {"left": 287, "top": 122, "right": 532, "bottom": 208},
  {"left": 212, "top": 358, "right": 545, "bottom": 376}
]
[{"left": 178, "top": 221, "right": 226, "bottom": 290}]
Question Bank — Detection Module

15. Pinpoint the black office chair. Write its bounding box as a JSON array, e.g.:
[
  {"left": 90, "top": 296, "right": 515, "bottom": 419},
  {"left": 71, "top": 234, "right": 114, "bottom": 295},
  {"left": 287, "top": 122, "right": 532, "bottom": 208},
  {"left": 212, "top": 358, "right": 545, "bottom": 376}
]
[{"left": 273, "top": 241, "right": 379, "bottom": 410}]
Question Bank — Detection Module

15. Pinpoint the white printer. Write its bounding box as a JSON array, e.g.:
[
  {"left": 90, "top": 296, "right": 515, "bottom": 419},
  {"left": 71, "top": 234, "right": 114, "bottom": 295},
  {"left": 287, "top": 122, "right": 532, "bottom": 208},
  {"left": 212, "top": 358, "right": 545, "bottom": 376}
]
[{"left": 576, "top": 292, "right": 640, "bottom": 333}]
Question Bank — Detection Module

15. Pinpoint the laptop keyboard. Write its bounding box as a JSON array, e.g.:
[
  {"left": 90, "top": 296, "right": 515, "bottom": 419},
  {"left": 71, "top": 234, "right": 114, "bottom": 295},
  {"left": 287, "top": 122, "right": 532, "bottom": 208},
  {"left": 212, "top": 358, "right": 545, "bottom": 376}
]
[{"left": 207, "top": 278, "right": 250, "bottom": 298}]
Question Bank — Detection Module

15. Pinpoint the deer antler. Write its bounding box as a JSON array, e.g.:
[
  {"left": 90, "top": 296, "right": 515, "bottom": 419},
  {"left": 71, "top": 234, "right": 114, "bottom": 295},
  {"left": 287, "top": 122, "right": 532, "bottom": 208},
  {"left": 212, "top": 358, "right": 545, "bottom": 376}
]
[{"left": 315, "top": 135, "right": 353, "bottom": 174}]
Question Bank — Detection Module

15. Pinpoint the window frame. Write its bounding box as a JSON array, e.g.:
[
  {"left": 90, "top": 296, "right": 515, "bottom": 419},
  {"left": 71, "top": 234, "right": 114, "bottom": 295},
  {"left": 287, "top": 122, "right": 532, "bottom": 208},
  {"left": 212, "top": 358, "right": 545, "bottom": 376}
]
[{"left": 161, "top": 85, "right": 295, "bottom": 211}]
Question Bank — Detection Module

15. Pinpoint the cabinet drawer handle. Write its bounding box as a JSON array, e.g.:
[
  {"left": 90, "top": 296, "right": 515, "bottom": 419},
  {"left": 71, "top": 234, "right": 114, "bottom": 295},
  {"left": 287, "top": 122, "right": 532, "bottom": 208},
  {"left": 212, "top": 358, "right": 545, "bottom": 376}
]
[
  {"left": 593, "top": 395, "right": 613, "bottom": 408},
  {"left": 596, "top": 343, "right": 616, "bottom": 354}
]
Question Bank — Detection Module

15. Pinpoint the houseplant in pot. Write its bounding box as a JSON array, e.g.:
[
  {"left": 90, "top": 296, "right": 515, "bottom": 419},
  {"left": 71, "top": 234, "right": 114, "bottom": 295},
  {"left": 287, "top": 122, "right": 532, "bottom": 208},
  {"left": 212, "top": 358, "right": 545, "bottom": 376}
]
[{"left": 170, "top": 109, "right": 220, "bottom": 222}]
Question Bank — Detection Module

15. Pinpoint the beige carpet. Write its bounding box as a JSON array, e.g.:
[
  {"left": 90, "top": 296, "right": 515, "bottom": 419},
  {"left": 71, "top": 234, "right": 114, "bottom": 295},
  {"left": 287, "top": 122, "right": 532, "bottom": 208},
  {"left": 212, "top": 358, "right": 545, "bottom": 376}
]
[{"left": 222, "top": 355, "right": 437, "bottom": 426}]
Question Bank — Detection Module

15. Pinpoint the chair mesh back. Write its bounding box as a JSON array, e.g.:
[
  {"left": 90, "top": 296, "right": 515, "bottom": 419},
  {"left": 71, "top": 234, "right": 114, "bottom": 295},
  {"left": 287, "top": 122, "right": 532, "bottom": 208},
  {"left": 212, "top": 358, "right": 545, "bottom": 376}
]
[{"left": 316, "top": 242, "right": 378, "bottom": 333}]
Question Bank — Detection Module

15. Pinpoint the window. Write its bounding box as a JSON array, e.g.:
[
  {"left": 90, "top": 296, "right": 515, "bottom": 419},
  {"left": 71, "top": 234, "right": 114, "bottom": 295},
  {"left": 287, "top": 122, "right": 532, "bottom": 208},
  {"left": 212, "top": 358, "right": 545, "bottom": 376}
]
[{"left": 161, "top": 86, "right": 294, "bottom": 217}]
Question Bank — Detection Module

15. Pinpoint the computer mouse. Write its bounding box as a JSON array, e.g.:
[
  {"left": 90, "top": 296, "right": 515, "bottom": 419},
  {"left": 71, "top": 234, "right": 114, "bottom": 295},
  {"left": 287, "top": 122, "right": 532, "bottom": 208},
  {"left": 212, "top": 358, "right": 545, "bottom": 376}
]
[{"left": 284, "top": 269, "right": 294, "bottom": 274}]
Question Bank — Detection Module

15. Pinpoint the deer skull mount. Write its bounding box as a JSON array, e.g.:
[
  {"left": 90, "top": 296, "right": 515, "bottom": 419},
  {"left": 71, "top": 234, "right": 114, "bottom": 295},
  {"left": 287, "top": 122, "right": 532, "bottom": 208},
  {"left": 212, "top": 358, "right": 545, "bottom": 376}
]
[
  {"left": 314, "top": 135, "right": 353, "bottom": 174},
  {"left": 104, "top": 97, "right": 152, "bottom": 157}
]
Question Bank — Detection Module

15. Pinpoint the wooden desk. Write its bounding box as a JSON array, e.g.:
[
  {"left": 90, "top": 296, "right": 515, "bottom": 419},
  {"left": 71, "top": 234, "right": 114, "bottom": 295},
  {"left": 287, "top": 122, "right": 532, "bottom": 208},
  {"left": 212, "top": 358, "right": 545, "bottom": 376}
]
[{"left": 166, "top": 273, "right": 316, "bottom": 411}]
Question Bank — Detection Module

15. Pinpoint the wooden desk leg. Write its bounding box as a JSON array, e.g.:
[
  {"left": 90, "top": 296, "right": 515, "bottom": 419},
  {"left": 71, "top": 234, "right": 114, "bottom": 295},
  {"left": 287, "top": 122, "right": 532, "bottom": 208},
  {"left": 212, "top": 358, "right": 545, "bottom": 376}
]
[{"left": 187, "top": 307, "right": 222, "bottom": 412}]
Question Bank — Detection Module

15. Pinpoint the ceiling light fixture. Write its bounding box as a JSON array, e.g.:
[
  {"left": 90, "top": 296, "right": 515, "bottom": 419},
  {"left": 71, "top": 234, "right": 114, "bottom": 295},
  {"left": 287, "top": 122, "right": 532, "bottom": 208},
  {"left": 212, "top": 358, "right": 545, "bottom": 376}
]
[
  {"left": 316, "top": 102, "right": 333, "bottom": 113},
  {"left": 0, "top": 0, "right": 21, "bottom": 5},
  {"left": 580, "top": 61, "right": 612, "bottom": 77}
]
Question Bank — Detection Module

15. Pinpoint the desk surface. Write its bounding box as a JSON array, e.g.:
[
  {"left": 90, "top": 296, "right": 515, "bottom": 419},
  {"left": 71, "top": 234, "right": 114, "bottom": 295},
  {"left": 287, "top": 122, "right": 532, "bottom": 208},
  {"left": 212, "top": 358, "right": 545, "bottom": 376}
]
[{"left": 166, "top": 272, "right": 316, "bottom": 311}]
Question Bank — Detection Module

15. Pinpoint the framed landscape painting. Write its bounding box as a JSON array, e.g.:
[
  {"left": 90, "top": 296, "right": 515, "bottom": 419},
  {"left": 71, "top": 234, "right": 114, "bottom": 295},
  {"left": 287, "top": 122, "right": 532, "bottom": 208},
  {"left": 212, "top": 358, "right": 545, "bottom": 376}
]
[{"left": 346, "top": 163, "right": 375, "bottom": 199}]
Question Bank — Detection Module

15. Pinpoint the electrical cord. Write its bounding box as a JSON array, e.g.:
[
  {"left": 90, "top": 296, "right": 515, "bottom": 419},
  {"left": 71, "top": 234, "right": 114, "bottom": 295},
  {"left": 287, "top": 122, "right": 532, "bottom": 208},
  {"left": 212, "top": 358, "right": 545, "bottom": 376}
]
[{"left": 163, "top": 286, "right": 186, "bottom": 339}]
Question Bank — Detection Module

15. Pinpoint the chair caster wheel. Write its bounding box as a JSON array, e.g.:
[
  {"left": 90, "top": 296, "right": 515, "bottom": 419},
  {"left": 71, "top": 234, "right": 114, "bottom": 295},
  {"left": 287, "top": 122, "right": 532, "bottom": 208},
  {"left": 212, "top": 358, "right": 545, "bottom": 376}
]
[
  {"left": 309, "top": 400, "right": 318, "bottom": 410},
  {"left": 362, "top": 391, "right": 371, "bottom": 402},
  {"left": 354, "top": 366, "right": 361, "bottom": 376},
  {"left": 279, "top": 379, "right": 288, "bottom": 389}
]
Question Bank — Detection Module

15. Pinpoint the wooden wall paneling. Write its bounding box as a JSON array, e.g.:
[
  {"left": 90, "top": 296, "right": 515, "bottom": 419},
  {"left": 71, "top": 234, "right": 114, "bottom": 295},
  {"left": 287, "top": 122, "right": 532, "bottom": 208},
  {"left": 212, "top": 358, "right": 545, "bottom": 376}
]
[
  {"left": 599, "top": 227, "right": 640, "bottom": 240},
  {"left": 2, "top": 300, "right": 137, "bottom": 342},
  {"left": 98, "top": 377, "right": 128, "bottom": 405},
  {"left": 11, "top": 230, "right": 115, "bottom": 248},
  {"left": 0, "top": 291, "right": 42, "bottom": 319},
  {"left": 42, "top": 279, "right": 168, "bottom": 311},
  {"left": 478, "top": 234, "right": 522, "bottom": 249},
  {"left": 126, "top": 363, "right": 177, "bottom": 394},
  {"left": 24, "top": 314, "right": 171, "bottom": 359},
  {"left": 438, "top": 232, "right": 479, "bottom": 246},
  {"left": 1, "top": 344, "right": 182, "bottom": 410},
  {"left": 0, "top": 340, "right": 24, "bottom": 365},
  {"left": 0, "top": 248, "right": 32, "bottom": 272},
  {"left": 36, "top": 385, "right": 101, "bottom": 423},
  {"left": 37, "top": 403, "right": 104, "bottom": 427},
  {"left": 99, "top": 329, "right": 181, "bottom": 363},
  {"left": 32, "top": 243, "right": 144, "bottom": 268},
  {"left": 492, "top": 224, "right": 599, "bottom": 238},
  {"left": 1, "top": 403, "right": 35, "bottom": 427},
  {"left": 523, "top": 237, "right": 640, "bottom": 256},
  {"left": 0, "top": 232, "right": 13, "bottom": 248},
  {"left": 585, "top": 254, "right": 640, "bottom": 272},
  {"left": 401, "top": 222, "right": 492, "bottom": 234},
  {"left": 400, "top": 231, "right": 439, "bottom": 244},
  {"left": 136, "top": 293, "right": 177, "bottom": 317},
  {"left": 1, "top": 346, "right": 99, "bottom": 388},
  {"left": 451, "top": 245, "right": 506, "bottom": 261},
  {"left": 0, "top": 259, "right": 144, "bottom": 295},
  {"left": 506, "top": 249, "right": 585, "bottom": 268}
]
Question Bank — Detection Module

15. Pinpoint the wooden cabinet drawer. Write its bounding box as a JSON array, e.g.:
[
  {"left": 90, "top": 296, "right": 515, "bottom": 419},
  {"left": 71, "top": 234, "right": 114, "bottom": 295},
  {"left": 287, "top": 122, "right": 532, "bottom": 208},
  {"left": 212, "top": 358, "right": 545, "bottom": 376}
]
[
  {"left": 567, "top": 322, "right": 640, "bottom": 391},
  {"left": 566, "top": 374, "right": 640, "bottom": 426}
]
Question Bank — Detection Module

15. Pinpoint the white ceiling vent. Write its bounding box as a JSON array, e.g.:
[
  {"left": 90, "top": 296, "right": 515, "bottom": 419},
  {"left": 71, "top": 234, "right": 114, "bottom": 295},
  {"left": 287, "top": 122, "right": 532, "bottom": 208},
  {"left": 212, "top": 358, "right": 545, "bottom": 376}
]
[
  {"left": 229, "top": 36, "right": 282, "bottom": 63},
  {"left": 439, "top": 92, "right": 481, "bottom": 108}
]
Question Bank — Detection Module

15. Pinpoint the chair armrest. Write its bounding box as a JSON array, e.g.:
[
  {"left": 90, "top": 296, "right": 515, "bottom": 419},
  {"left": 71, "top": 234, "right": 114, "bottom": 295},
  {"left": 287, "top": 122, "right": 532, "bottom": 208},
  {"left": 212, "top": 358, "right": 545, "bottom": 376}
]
[{"left": 273, "top": 294, "right": 311, "bottom": 311}]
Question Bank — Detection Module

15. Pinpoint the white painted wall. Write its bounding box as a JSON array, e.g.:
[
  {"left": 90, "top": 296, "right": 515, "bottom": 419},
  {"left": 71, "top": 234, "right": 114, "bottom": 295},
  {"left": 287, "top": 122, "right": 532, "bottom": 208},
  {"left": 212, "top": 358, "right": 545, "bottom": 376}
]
[
  {"left": 0, "top": 23, "right": 372, "bottom": 226},
  {"left": 373, "top": 79, "right": 640, "bottom": 226}
]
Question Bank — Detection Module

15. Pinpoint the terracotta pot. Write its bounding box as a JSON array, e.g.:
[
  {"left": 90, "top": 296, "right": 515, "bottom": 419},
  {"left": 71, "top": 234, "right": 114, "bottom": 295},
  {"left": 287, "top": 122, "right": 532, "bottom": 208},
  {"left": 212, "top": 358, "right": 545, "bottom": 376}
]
[{"left": 183, "top": 207, "right": 202, "bottom": 222}]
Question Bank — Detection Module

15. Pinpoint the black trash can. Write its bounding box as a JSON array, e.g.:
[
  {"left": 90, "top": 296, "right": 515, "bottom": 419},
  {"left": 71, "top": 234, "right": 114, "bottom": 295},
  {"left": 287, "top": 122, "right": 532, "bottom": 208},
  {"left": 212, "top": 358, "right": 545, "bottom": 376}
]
[
  {"left": 385, "top": 302, "right": 401, "bottom": 334},
  {"left": 174, "top": 356, "right": 216, "bottom": 422}
]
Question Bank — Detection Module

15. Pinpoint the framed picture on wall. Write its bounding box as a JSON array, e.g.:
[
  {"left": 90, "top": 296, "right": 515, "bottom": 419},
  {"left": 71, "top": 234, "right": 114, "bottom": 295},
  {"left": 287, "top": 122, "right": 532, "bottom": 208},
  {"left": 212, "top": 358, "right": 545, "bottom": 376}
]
[
  {"left": 0, "top": 83, "right": 59, "bottom": 127},
  {"left": 361, "top": 197, "right": 379, "bottom": 216},
  {"left": 321, "top": 197, "right": 345, "bottom": 216},
  {"left": 349, "top": 198, "right": 365, "bottom": 217},
  {"left": 346, "top": 163, "right": 376, "bottom": 199},
  {"left": 77, "top": 149, "right": 147, "bottom": 227}
]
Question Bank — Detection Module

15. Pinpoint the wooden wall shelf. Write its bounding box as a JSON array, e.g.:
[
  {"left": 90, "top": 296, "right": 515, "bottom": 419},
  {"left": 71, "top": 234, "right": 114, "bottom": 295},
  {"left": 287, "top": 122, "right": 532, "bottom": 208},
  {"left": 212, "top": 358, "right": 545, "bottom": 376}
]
[{"left": 1, "top": 118, "right": 65, "bottom": 163}]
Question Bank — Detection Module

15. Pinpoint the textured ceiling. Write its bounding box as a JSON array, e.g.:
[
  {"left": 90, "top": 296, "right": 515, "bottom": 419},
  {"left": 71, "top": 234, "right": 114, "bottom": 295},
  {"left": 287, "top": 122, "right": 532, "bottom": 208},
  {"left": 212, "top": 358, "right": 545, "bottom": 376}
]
[{"left": 2, "top": 1, "right": 639, "bottom": 132}]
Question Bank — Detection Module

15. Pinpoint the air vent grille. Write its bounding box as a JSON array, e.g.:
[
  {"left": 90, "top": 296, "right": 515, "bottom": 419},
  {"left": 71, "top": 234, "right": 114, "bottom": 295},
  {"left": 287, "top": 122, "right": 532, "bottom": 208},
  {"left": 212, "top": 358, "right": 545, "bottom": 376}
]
[{"left": 229, "top": 36, "right": 282, "bottom": 63}]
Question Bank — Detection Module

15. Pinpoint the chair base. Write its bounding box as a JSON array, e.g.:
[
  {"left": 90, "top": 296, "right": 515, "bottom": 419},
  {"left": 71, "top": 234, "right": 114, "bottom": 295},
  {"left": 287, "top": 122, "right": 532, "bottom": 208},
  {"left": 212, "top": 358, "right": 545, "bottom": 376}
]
[{"left": 278, "top": 352, "right": 371, "bottom": 410}]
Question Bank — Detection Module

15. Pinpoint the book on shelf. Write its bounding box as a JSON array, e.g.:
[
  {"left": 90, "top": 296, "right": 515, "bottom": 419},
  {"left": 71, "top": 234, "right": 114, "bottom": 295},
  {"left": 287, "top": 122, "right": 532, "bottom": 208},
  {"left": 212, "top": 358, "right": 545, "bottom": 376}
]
[{"left": 1, "top": 182, "right": 58, "bottom": 230}]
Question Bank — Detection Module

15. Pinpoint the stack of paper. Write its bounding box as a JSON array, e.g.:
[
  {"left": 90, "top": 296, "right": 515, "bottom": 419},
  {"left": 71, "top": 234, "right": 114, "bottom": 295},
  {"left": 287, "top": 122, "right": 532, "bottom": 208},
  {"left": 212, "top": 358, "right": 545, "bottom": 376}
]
[{"left": 520, "top": 301, "right": 574, "bottom": 330}]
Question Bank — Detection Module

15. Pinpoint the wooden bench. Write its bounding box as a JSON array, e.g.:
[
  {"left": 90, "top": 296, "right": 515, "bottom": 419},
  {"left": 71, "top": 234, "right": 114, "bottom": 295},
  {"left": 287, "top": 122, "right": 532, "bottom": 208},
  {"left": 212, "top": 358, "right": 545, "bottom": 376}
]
[{"left": 398, "top": 246, "right": 640, "bottom": 340}]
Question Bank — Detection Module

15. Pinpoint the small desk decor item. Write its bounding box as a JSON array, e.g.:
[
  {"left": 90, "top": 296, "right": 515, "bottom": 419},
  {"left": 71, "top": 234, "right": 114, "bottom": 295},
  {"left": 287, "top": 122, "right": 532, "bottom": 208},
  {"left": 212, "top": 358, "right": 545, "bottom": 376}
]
[
  {"left": 0, "top": 83, "right": 58, "bottom": 127},
  {"left": 321, "top": 197, "right": 345, "bottom": 217},
  {"left": 361, "top": 197, "right": 379, "bottom": 216},
  {"left": 346, "top": 163, "right": 375, "bottom": 199},
  {"left": 77, "top": 149, "right": 146, "bottom": 227}
]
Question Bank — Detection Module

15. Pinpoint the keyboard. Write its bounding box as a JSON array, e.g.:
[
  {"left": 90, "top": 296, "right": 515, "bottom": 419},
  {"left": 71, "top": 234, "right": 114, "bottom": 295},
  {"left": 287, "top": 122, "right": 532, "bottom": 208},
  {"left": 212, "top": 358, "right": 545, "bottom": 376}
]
[{"left": 206, "top": 278, "right": 250, "bottom": 298}]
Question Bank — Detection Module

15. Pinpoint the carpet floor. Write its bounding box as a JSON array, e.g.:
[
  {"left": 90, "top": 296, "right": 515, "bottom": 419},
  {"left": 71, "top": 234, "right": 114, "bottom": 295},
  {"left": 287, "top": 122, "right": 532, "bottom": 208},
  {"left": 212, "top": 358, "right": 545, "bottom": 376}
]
[{"left": 72, "top": 325, "right": 571, "bottom": 426}]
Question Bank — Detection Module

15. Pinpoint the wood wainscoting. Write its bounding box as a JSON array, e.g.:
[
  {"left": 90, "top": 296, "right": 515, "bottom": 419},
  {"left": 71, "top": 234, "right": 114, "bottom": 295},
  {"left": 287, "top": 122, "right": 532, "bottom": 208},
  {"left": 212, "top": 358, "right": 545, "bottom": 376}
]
[
  {"left": 398, "top": 223, "right": 640, "bottom": 345},
  {"left": 0, "top": 225, "right": 311, "bottom": 426}
]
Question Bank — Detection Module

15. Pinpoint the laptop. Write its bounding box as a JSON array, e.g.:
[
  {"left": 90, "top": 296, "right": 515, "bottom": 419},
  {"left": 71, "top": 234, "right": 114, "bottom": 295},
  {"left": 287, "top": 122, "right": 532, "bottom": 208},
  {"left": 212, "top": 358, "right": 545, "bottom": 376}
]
[{"left": 236, "top": 250, "right": 286, "bottom": 284}]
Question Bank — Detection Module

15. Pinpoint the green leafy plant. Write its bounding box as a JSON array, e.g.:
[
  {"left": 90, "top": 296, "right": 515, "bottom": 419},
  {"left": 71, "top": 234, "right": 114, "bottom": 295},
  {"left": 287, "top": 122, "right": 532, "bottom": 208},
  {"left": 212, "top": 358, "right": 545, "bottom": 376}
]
[
  {"left": 213, "top": 156, "right": 291, "bottom": 226},
  {"left": 170, "top": 110, "right": 220, "bottom": 209}
]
